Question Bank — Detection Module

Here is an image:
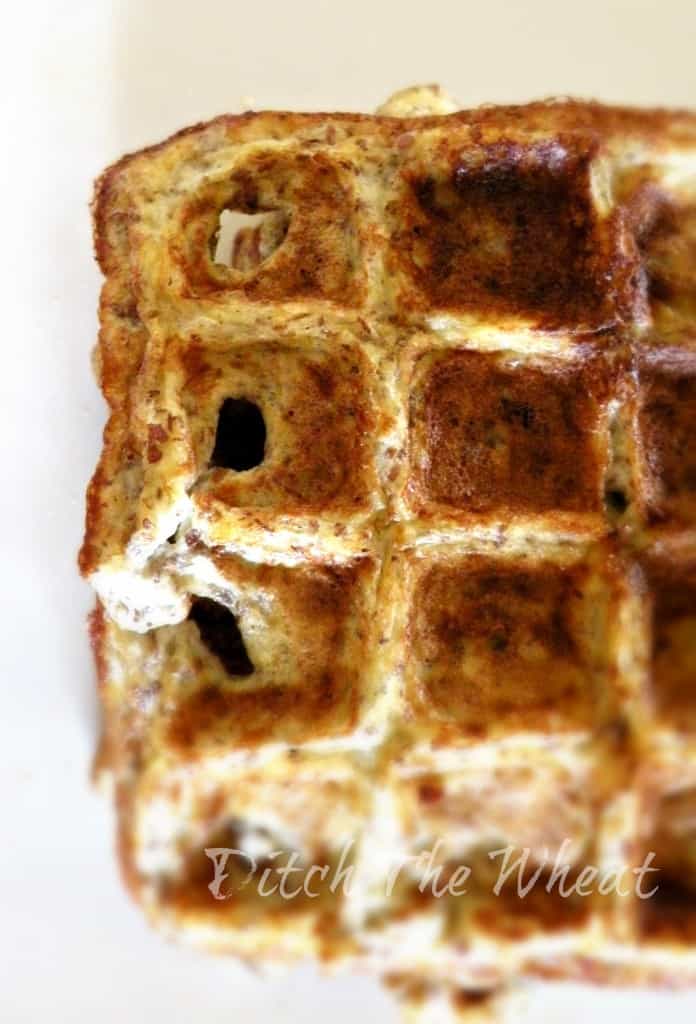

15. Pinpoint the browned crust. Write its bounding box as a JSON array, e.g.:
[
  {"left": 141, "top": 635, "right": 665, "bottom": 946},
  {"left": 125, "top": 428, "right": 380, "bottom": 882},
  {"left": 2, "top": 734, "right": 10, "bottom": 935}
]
[
  {"left": 406, "top": 347, "right": 616, "bottom": 518},
  {"left": 403, "top": 546, "right": 622, "bottom": 744},
  {"left": 81, "top": 95, "right": 696, "bottom": 989}
]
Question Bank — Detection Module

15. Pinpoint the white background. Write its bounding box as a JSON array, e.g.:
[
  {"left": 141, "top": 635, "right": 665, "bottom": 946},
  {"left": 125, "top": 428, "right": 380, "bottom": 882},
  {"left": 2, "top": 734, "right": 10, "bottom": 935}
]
[{"left": 3, "top": 1, "right": 696, "bottom": 1020}]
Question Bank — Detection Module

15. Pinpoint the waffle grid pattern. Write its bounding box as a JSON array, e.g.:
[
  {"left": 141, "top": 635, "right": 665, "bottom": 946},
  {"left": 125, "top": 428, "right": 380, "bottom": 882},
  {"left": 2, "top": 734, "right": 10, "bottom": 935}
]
[{"left": 81, "top": 94, "right": 696, "bottom": 1005}]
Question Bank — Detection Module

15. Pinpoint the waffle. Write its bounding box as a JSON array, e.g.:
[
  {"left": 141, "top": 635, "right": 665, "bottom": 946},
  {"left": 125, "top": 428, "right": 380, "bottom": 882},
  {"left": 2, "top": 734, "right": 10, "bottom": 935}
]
[{"left": 80, "top": 85, "right": 696, "bottom": 1016}]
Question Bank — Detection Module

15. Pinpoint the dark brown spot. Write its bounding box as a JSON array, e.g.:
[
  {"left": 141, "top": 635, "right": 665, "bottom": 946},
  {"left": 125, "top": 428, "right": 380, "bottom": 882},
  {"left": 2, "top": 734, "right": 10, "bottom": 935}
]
[{"left": 418, "top": 780, "right": 444, "bottom": 805}]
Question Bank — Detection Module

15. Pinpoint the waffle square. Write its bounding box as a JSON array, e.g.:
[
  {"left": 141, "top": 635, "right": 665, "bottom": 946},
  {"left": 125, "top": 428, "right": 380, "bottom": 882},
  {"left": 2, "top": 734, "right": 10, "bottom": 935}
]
[
  {"left": 640, "top": 785, "right": 696, "bottom": 945},
  {"left": 403, "top": 347, "right": 613, "bottom": 532},
  {"left": 636, "top": 351, "right": 696, "bottom": 533},
  {"left": 642, "top": 552, "right": 696, "bottom": 733},
  {"left": 393, "top": 542, "right": 621, "bottom": 746},
  {"left": 385, "top": 132, "right": 631, "bottom": 330},
  {"left": 178, "top": 336, "right": 387, "bottom": 558},
  {"left": 80, "top": 88, "right": 696, "bottom": 1013}
]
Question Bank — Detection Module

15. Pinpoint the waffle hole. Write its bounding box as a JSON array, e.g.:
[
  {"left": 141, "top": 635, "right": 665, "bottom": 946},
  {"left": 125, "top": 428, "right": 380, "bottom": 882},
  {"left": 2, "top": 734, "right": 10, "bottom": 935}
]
[
  {"left": 605, "top": 488, "right": 629, "bottom": 515},
  {"left": 188, "top": 597, "right": 254, "bottom": 676},
  {"left": 211, "top": 209, "right": 289, "bottom": 269},
  {"left": 211, "top": 398, "right": 266, "bottom": 471}
]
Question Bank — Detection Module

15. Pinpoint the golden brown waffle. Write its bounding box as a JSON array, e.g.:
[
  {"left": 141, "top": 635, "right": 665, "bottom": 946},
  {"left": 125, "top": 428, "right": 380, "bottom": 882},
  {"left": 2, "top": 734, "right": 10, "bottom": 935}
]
[{"left": 81, "top": 85, "right": 696, "bottom": 1014}]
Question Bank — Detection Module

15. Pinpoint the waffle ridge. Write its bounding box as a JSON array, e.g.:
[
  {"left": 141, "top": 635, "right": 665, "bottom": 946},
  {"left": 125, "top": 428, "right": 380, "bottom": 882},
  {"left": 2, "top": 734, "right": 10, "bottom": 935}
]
[{"left": 81, "top": 86, "right": 696, "bottom": 1013}]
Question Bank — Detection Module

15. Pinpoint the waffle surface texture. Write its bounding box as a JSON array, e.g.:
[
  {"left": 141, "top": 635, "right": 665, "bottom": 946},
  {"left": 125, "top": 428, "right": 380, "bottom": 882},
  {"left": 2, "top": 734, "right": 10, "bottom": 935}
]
[{"left": 80, "top": 85, "right": 696, "bottom": 1017}]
